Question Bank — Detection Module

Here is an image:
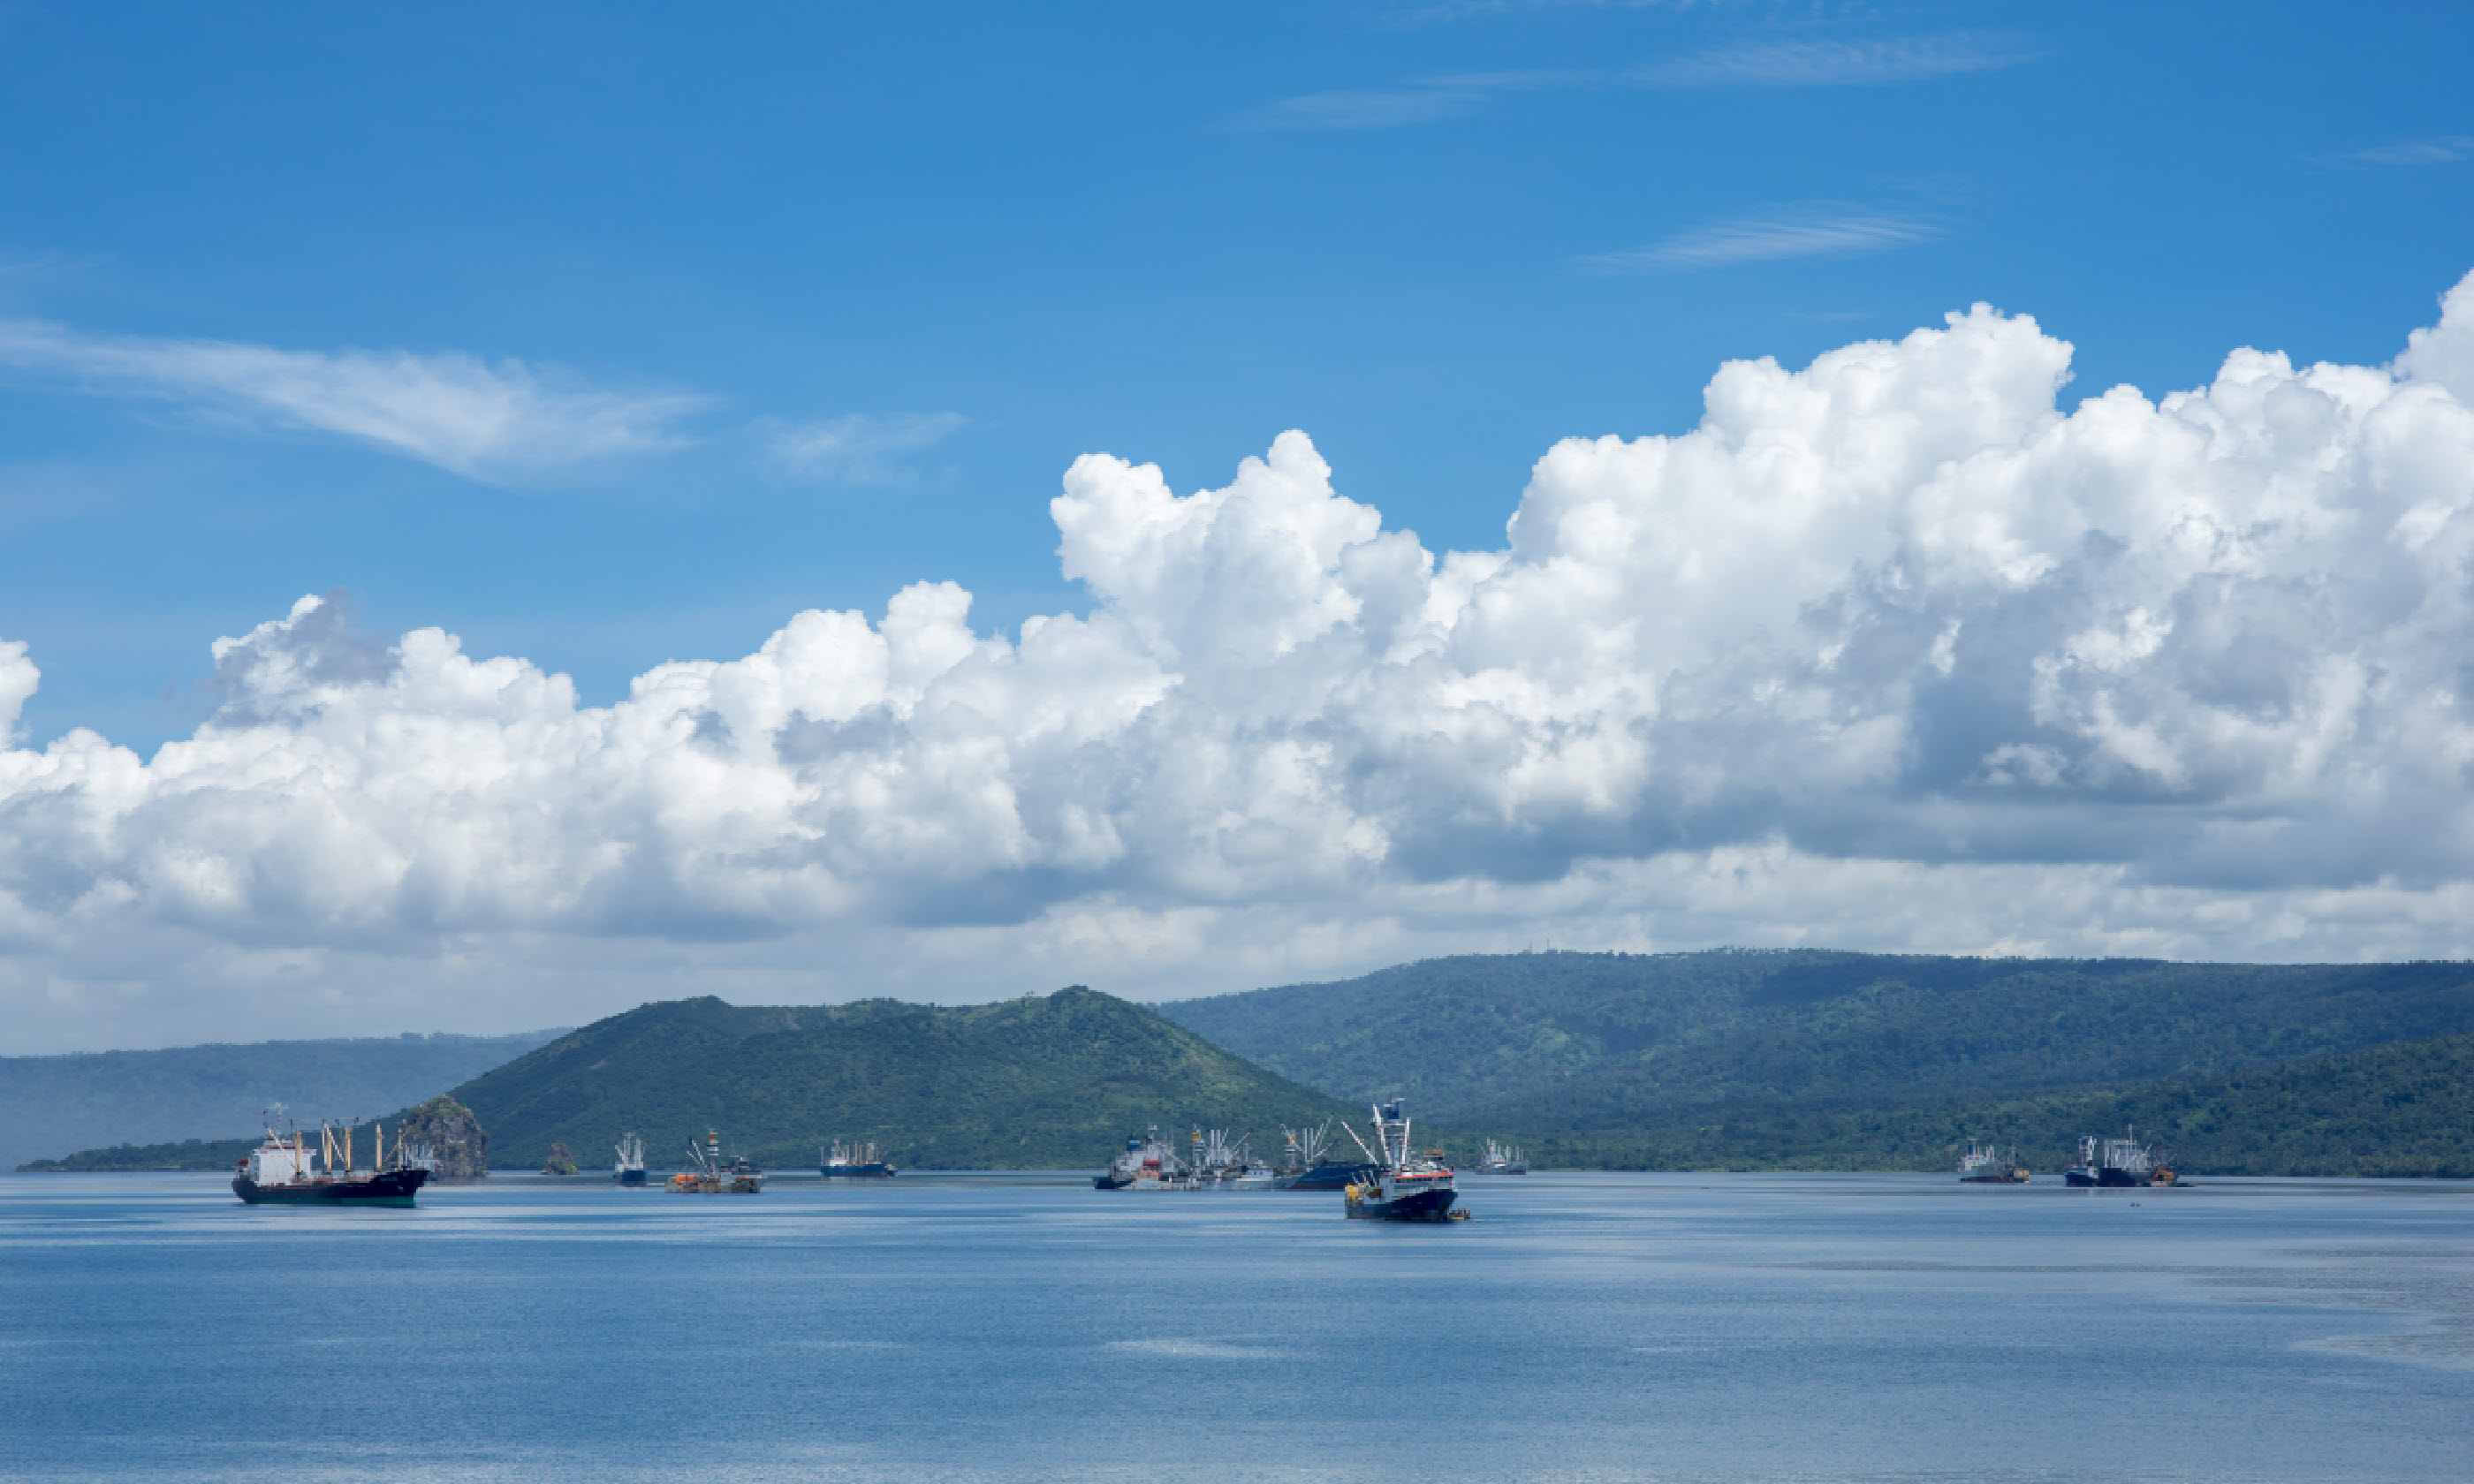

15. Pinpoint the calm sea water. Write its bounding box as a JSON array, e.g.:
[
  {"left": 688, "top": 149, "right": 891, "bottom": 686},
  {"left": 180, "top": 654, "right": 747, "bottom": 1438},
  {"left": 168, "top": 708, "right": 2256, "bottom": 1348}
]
[{"left": 4, "top": 1170, "right": 2470, "bottom": 1483}]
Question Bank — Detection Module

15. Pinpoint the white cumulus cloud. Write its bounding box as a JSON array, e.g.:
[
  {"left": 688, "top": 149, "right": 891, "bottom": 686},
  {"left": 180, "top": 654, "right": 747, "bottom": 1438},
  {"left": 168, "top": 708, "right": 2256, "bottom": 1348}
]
[
  {"left": 6, "top": 271, "right": 2474, "bottom": 1049},
  {"left": 0, "top": 319, "right": 707, "bottom": 481}
]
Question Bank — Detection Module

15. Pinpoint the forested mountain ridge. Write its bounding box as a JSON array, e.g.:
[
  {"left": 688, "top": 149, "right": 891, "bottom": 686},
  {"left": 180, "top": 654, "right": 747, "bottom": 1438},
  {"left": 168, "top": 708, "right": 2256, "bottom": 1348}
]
[
  {"left": 433, "top": 987, "right": 1353, "bottom": 1170},
  {"left": 1157, "top": 950, "right": 2474, "bottom": 1130},
  {"left": 1524, "top": 1028, "right": 2474, "bottom": 1177},
  {"left": 27, "top": 989, "right": 1357, "bottom": 1172},
  {"left": 0, "top": 1029, "right": 563, "bottom": 1171}
]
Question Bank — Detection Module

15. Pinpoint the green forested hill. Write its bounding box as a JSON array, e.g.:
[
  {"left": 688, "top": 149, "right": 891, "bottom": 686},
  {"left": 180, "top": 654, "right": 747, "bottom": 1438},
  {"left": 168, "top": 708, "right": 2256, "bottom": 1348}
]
[
  {"left": 436, "top": 987, "right": 1350, "bottom": 1170},
  {"left": 42, "top": 1025, "right": 2473, "bottom": 1178},
  {"left": 1157, "top": 950, "right": 2474, "bottom": 1133},
  {"left": 0, "top": 1029, "right": 562, "bottom": 1171},
  {"left": 28, "top": 988, "right": 1355, "bottom": 1172},
  {"left": 1522, "top": 1028, "right": 2474, "bottom": 1177}
]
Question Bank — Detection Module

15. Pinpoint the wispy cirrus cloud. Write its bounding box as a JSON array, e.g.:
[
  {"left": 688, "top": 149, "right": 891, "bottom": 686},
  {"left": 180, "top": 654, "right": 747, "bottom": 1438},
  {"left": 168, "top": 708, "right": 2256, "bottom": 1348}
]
[
  {"left": 1236, "top": 32, "right": 2028, "bottom": 132},
  {"left": 764, "top": 412, "right": 967, "bottom": 483},
  {"left": 2318, "top": 135, "right": 2474, "bottom": 167},
  {"left": 0, "top": 318, "right": 706, "bottom": 482},
  {"left": 1585, "top": 209, "right": 1940, "bottom": 272},
  {"left": 1635, "top": 33, "right": 2030, "bottom": 88},
  {"left": 1231, "top": 71, "right": 1567, "bottom": 132}
]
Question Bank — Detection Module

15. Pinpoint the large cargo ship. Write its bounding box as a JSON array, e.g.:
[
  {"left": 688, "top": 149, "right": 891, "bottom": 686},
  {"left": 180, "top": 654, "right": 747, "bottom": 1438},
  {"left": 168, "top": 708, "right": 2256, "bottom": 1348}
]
[
  {"left": 1957, "top": 1140, "right": 2030, "bottom": 1183},
  {"left": 1190, "top": 1127, "right": 1272, "bottom": 1187},
  {"left": 820, "top": 1140, "right": 898, "bottom": 1178},
  {"left": 1340, "top": 1101, "right": 1460, "bottom": 1222},
  {"left": 1094, "top": 1125, "right": 1198, "bottom": 1190},
  {"left": 231, "top": 1106, "right": 429, "bottom": 1208},
  {"left": 1272, "top": 1120, "right": 1376, "bottom": 1191},
  {"left": 1475, "top": 1139, "right": 1529, "bottom": 1175},
  {"left": 2064, "top": 1129, "right": 2177, "bottom": 1186},
  {"left": 614, "top": 1132, "right": 647, "bottom": 1185}
]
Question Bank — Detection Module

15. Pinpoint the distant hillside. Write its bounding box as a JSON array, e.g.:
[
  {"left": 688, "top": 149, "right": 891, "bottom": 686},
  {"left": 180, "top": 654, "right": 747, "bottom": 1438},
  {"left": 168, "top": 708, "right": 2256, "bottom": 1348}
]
[
  {"left": 1157, "top": 950, "right": 2474, "bottom": 1133},
  {"left": 1522, "top": 1029, "right": 2474, "bottom": 1177},
  {"left": 0, "top": 1029, "right": 562, "bottom": 1171},
  {"left": 436, "top": 988, "right": 1353, "bottom": 1170},
  {"left": 20, "top": 990, "right": 1356, "bottom": 1173}
]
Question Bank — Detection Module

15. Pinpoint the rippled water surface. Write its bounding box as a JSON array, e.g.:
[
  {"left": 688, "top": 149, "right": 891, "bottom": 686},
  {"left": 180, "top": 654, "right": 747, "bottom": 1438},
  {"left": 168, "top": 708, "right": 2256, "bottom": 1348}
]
[{"left": 4, "top": 1170, "right": 2471, "bottom": 1482}]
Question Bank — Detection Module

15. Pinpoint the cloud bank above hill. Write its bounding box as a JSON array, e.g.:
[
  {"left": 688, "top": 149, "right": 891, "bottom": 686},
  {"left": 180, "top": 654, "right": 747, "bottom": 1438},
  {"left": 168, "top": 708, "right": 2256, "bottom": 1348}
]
[{"left": 7, "top": 271, "right": 2474, "bottom": 1049}]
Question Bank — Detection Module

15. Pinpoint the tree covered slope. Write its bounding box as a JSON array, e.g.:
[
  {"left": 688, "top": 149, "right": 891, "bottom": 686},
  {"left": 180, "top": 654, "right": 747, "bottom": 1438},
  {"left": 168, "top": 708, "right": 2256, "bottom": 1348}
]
[
  {"left": 436, "top": 987, "right": 1352, "bottom": 1170},
  {"left": 1157, "top": 950, "right": 2474, "bottom": 1132},
  {"left": 1524, "top": 1028, "right": 2474, "bottom": 1177}
]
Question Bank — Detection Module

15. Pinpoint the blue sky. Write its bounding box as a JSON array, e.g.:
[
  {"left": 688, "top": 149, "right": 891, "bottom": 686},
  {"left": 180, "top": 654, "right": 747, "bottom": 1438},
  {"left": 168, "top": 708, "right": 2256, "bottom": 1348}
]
[
  {"left": 4, "top": 2, "right": 2474, "bottom": 1048},
  {"left": 4, "top": 1, "right": 2466, "bottom": 750}
]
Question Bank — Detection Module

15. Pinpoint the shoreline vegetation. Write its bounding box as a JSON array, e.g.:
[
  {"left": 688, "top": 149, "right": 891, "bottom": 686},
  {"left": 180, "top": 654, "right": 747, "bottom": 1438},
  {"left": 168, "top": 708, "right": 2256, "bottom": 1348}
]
[{"left": 19, "top": 952, "right": 2474, "bottom": 1177}]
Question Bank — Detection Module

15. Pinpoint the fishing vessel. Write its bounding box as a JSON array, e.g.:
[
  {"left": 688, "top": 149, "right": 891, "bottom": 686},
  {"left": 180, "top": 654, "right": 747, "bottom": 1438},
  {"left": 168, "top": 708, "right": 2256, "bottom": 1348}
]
[
  {"left": 1475, "top": 1139, "right": 1529, "bottom": 1175},
  {"left": 1340, "top": 1101, "right": 1461, "bottom": 1222},
  {"left": 669, "top": 1130, "right": 763, "bottom": 1193},
  {"left": 614, "top": 1132, "right": 647, "bottom": 1185},
  {"left": 1957, "top": 1140, "right": 2030, "bottom": 1183},
  {"left": 1094, "top": 1126, "right": 1198, "bottom": 1190},
  {"left": 231, "top": 1104, "right": 429, "bottom": 1208},
  {"left": 1190, "top": 1128, "right": 1271, "bottom": 1187},
  {"left": 819, "top": 1140, "right": 898, "bottom": 1177},
  {"left": 2064, "top": 1128, "right": 2175, "bottom": 1186},
  {"left": 1272, "top": 1120, "right": 1377, "bottom": 1191}
]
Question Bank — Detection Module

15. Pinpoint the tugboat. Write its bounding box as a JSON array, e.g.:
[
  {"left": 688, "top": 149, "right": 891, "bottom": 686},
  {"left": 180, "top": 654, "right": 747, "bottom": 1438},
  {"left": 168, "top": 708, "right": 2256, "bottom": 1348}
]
[
  {"left": 231, "top": 1104, "right": 430, "bottom": 1208},
  {"left": 1475, "top": 1139, "right": 1529, "bottom": 1175},
  {"left": 1271, "top": 1120, "right": 1377, "bottom": 1192},
  {"left": 1340, "top": 1101, "right": 1461, "bottom": 1222},
  {"left": 1957, "top": 1139, "right": 2030, "bottom": 1183},
  {"left": 2064, "top": 1128, "right": 2166, "bottom": 1187},
  {"left": 1094, "top": 1126, "right": 1198, "bottom": 1190},
  {"left": 819, "top": 1140, "right": 898, "bottom": 1178},
  {"left": 669, "top": 1130, "right": 763, "bottom": 1193},
  {"left": 614, "top": 1132, "right": 647, "bottom": 1185}
]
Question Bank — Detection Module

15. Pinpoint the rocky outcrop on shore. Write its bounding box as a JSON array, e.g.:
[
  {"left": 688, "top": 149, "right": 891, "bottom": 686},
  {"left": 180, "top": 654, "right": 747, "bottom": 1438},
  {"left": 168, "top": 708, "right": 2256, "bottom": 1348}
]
[{"left": 399, "top": 1094, "right": 489, "bottom": 1181}]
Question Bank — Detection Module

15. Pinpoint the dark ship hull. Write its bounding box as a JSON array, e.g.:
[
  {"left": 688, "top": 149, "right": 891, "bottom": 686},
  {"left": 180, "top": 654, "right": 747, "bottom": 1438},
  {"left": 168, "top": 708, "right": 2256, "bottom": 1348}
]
[
  {"left": 2066, "top": 1165, "right": 2177, "bottom": 1187},
  {"left": 820, "top": 1162, "right": 897, "bottom": 1178},
  {"left": 1345, "top": 1185, "right": 1458, "bottom": 1222},
  {"left": 232, "top": 1169, "right": 429, "bottom": 1207},
  {"left": 617, "top": 1169, "right": 647, "bottom": 1185},
  {"left": 1093, "top": 1171, "right": 1133, "bottom": 1189},
  {"left": 1276, "top": 1162, "right": 1377, "bottom": 1191}
]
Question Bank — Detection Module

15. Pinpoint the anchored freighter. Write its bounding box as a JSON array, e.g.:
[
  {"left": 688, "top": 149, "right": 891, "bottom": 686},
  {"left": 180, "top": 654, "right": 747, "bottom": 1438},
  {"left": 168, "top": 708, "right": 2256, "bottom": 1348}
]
[
  {"left": 1272, "top": 1120, "right": 1376, "bottom": 1191},
  {"left": 1957, "top": 1140, "right": 2030, "bottom": 1183},
  {"left": 820, "top": 1140, "right": 898, "bottom": 1178},
  {"left": 1475, "top": 1139, "right": 1529, "bottom": 1175},
  {"left": 1094, "top": 1126, "right": 1198, "bottom": 1190},
  {"left": 231, "top": 1105, "right": 429, "bottom": 1208},
  {"left": 2064, "top": 1128, "right": 2178, "bottom": 1187}
]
